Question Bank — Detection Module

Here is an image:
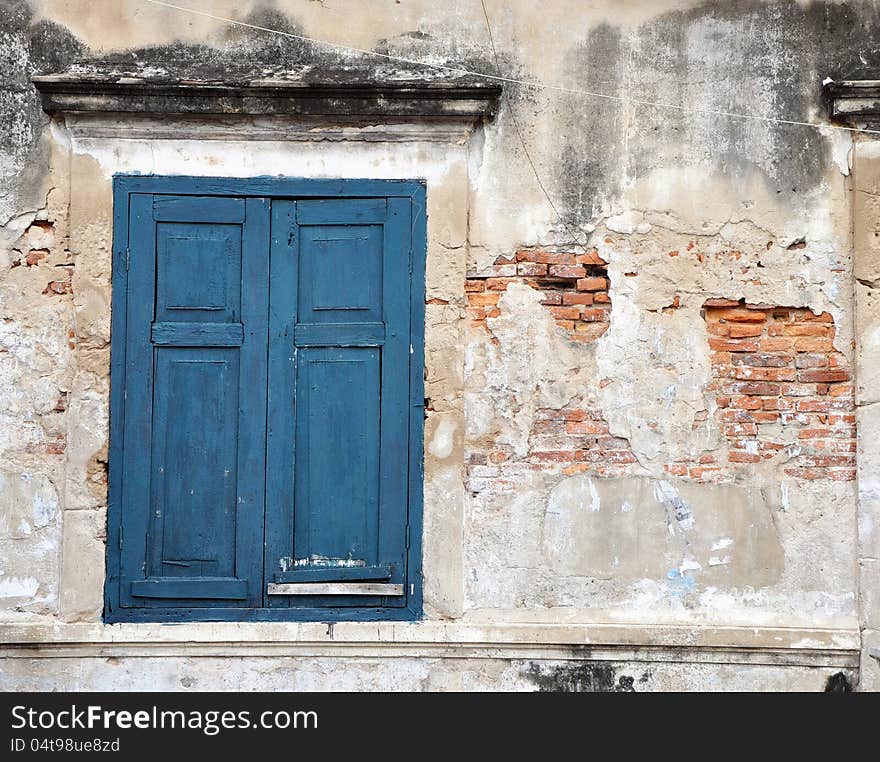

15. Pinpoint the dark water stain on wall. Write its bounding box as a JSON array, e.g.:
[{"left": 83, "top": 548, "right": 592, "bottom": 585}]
[
  {"left": 0, "top": 0, "right": 85, "bottom": 222},
  {"left": 84, "top": 6, "right": 495, "bottom": 85},
  {"left": 524, "top": 661, "right": 648, "bottom": 692},
  {"left": 556, "top": 0, "right": 880, "bottom": 227}
]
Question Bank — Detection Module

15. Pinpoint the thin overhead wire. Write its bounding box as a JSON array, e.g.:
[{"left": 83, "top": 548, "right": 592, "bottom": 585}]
[
  {"left": 141, "top": 0, "right": 879, "bottom": 137},
  {"left": 478, "top": 0, "right": 591, "bottom": 251}
]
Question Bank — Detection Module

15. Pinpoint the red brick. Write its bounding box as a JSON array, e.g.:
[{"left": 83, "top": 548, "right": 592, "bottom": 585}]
[
  {"left": 576, "top": 277, "right": 608, "bottom": 291},
  {"left": 731, "top": 353, "right": 791, "bottom": 368},
  {"left": 517, "top": 250, "right": 576, "bottom": 265},
  {"left": 549, "top": 265, "right": 587, "bottom": 279},
  {"left": 468, "top": 293, "right": 500, "bottom": 307},
  {"left": 794, "top": 353, "right": 827, "bottom": 368},
  {"left": 798, "top": 428, "right": 832, "bottom": 439},
  {"left": 575, "top": 251, "right": 606, "bottom": 265},
  {"left": 729, "top": 323, "right": 764, "bottom": 338},
  {"left": 829, "top": 468, "right": 857, "bottom": 481},
  {"left": 798, "top": 455, "right": 856, "bottom": 468},
  {"left": 733, "top": 367, "right": 796, "bottom": 382},
  {"left": 828, "top": 384, "right": 854, "bottom": 397},
  {"left": 579, "top": 308, "right": 609, "bottom": 322},
  {"left": 723, "top": 423, "right": 758, "bottom": 436},
  {"left": 742, "top": 382, "right": 785, "bottom": 397},
  {"left": 760, "top": 338, "right": 794, "bottom": 351},
  {"left": 799, "top": 311, "right": 834, "bottom": 322},
  {"left": 562, "top": 292, "right": 594, "bottom": 306},
  {"left": 593, "top": 292, "right": 611, "bottom": 304},
  {"left": 665, "top": 464, "right": 688, "bottom": 476},
  {"left": 797, "top": 369, "right": 849, "bottom": 383},
  {"left": 562, "top": 464, "right": 590, "bottom": 476},
  {"left": 541, "top": 293, "right": 562, "bottom": 305},
  {"left": 517, "top": 262, "right": 547, "bottom": 277},
  {"left": 563, "top": 409, "right": 588, "bottom": 421},
  {"left": 720, "top": 410, "right": 752, "bottom": 422},
  {"left": 795, "top": 337, "right": 834, "bottom": 352},
  {"left": 42, "top": 281, "right": 72, "bottom": 296},
  {"left": 711, "top": 308, "right": 767, "bottom": 323},
  {"left": 486, "top": 277, "right": 514, "bottom": 290},
  {"left": 829, "top": 440, "right": 857, "bottom": 453},
  {"left": 796, "top": 399, "right": 853, "bottom": 412},
  {"left": 729, "top": 450, "right": 760, "bottom": 463},
  {"left": 465, "top": 280, "right": 485, "bottom": 292},
  {"left": 752, "top": 411, "right": 780, "bottom": 423},
  {"left": 763, "top": 397, "right": 793, "bottom": 410},
  {"left": 688, "top": 467, "right": 722, "bottom": 480},
  {"left": 780, "top": 383, "right": 815, "bottom": 397},
  {"left": 708, "top": 338, "right": 759, "bottom": 352},
  {"left": 550, "top": 306, "right": 580, "bottom": 320},
  {"left": 783, "top": 324, "right": 832, "bottom": 337},
  {"left": 731, "top": 396, "right": 764, "bottom": 410},
  {"left": 784, "top": 467, "right": 826, "bottom": 480},
  {"left": 531, "top": 451, "right": 577, "bottom": 462}
]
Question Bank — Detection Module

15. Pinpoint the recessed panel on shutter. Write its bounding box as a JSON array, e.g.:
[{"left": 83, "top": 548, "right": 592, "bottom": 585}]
[
  {"left": 265, "top": 198, "right": 413, "bottom": 608},
  {"left": 116, "top": 194, "right": 269, "bottom": 609}
]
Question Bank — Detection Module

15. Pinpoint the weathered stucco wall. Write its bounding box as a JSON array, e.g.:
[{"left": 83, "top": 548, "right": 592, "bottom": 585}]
[{"left": 1, "top": 0, "right": 878, "bottom": 690}]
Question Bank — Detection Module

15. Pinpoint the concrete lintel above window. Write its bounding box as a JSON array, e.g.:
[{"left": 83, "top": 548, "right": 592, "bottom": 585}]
[
  {"left": 32, "top": 69, "right": 503, "bottom": 123},
  {"left": 824, "top": 80, "right": 880, "bottom": 131}
]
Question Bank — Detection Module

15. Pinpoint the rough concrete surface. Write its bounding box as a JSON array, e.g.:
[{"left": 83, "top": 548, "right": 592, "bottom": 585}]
[{"left": 0, "top": 0, "right": 878, "bottom": 690}]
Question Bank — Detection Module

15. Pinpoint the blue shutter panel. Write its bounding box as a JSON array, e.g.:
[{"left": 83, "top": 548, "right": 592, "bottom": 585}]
[
  {"left": 265, "top": 198, "right": 413, "bottom": 608},
  {"left": 118, "top": 194, "right": 268, "bottom": 609},
  {"left": 108, "top": 178, "right": 424, "bottom": 622}
]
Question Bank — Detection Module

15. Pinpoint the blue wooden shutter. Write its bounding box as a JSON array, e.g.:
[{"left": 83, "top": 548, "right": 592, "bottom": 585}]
[
  {"left": 266, "top": 197, "right": 413, "bottom": 608},
  {"left": 117, "top": 193, "right": 269, "bottom": 609}
]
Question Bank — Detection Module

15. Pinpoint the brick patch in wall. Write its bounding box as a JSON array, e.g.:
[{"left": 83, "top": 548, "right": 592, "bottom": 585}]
[
  {"left": 466, "top": 405, "right": 640, "bottom": 493},
  {"left": 700, "top": 299, "right": 855, "bottom": 481},
  {"left": 464, "top": 295, "right": 854, "bottom": 493},
  {"left": 466, "top": 250, "right": 611, "bottom": 342}
]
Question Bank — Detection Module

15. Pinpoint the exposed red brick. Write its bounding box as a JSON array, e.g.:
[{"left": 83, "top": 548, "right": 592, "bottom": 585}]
[
  {"left": 708, "top": 338, "right": 759, "bottom": 352},
  {"left": 712, "top": 307, "right": 767, "bottom": 323},
  {"left": 576, "top": 277, "right": 607, "bottom": 292},
  {"left": 26, "top": 249, "right": 48, "bottom": 266},
  {"left": 42, "top": 281, "right": 72, "bottom": 296},
  {"left": 549, "top": 265, "right": 587, "bottom": 279},
  {"left": 797, "top": 369, "right": 849, "bottom": 383},
  {"left": 702, "top": 300, "right": 854, "bottom": 481},
  {"left": 729, "top": 323, "right": 764, "bottom": 338},
  {"left": 562, "top": 292, "right": 594, "bottom": 306},
  {"left": 517, "top": 262, "right": 547, "bottom": 277},
  {"left": 468, "top": 292, "right": 500, "bottom": 307},
  {"left": 468, "top": 250, "right": 611, "bottom": 342},
  {"left": 575, "top": 251, "right": 607, "bottom": 265}
]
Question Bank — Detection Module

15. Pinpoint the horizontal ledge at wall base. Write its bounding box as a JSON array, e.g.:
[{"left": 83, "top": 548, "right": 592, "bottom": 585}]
[{"left": 0, "top": 621, "right": 859, "bottom": 669}]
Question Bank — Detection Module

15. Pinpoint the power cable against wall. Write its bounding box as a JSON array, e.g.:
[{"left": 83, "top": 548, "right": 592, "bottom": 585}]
[
  {"left": 477, "top": 0, "right": 591, "bottom": 251},
  {"left": 141, "top": 0, "right": 879, "bottom": 138}
]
